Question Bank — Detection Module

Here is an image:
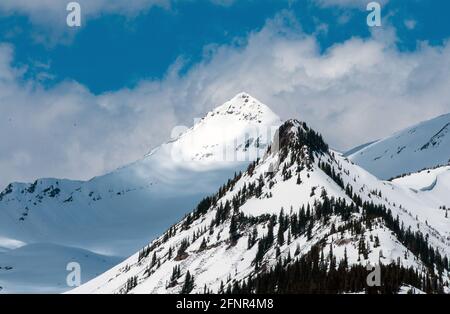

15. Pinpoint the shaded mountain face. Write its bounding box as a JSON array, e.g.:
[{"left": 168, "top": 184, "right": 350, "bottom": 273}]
[
  {"left": 0, "top": 243, "right": 122, "bottom": 294},
  {"left": 0, "top": 93, "right": 281, "bottom": 293},
  {"left": 347, "top": 113, "right": 450, "bottom": 180},
  {"left": 71, "top": 119, "right": 450, "bottom": 295}
]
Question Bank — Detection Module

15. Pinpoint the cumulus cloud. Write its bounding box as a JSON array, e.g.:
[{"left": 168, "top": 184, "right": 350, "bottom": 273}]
[
  {"left": 1, "top": 12, "right": 450, "bottom": 188},
  {"left": 0, "top": 44, "right": 179, "bottom": 187}
]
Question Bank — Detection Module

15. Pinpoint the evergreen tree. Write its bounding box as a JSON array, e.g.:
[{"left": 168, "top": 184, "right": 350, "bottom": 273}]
[
  {"left": 125, "top": 276, "right": 138, "bottom": 293},
  {"left": 248, "top": 226, "right": 258, "bottom": 249},
  {"left": 151, "top": 251, "right": 157, "bottom": 267},
  {"left": 229, "top": 215, "right": 239, "bottom": 243},
  {"left": 277, "top": 210, "right": 285, "bottom": 246},
  {"left": 296, "top": 174, "right": 302, "bottom": 185},
  {"left": 200, "top": 237, "right": 207, "bottom": 251},
  {"left": 181, "top": 271, "right": 195, "bottom": 294}
]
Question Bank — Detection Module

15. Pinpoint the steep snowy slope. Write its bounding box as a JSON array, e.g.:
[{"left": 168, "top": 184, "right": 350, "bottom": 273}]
[
  {"left": 347, "top": 113, "right": 450, "bottom": 180},
  {"left": 72, "top": 120, "right": 450, "bottom": 294},
  {"left": 392, "top": 166, "right": 450, "bottom": 210},
  {"left": 0, "top": 93, "right": 281, "bottom": 293}
]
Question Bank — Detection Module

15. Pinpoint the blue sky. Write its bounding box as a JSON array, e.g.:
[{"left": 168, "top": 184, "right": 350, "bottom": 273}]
[
  {"left": 1, "top": 0, "right": 450, "bottom": 187},
  {"left": 2, "top": 0, "right": 450, "bottom": 94}
]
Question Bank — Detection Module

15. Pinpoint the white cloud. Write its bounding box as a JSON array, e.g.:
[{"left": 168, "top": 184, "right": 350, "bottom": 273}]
[
  {"left": 0, "top": 0, "right": 171, "bottom": 43},
  {"left": 0, "top": 44, "right": 179, "bottom": 187},
  {"left": 0, "top": 0, "right": 169, "bottom": 21},
  {"left": 210, "top": 0, "right": 236, "bottom": 6},
  {"left": 404, "top": 19, "right": 417, "bottom": 30},
  {"left": 0, "top": 0, "right": 246, "bottom": 44},
  {"left": 315, "top": 0, "right": 389, "bottom": 9},
  {"left": 1, "top": 12, "right": 450, "bottom": 188},
  {"left": 0, "top": 0, "right": 390, "bottom": 44},
  {"left": 0, "top": 0, "right": 238, "bottom": 29},
  {"left": 2, "top": 0, "right": 246, "bottom": 44}
]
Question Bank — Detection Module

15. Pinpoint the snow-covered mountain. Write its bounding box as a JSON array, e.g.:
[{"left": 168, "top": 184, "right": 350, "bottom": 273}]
[
  {"left": 71, "top": 120, "right": 450, "bottom": 294},
  {"left": 0, "top": 93, "right": 281, "bottom": 293},
  {"left": 0, "top": 243, "right": 122, "bottom": 294},
  {"left": 346, "top": 113, "right": 450, "bottom": 180}
]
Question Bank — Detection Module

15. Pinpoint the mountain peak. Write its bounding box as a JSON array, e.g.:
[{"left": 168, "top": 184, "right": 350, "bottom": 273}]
[
  {"left": 150, "top": 93, "right": 282, "bottom": 166},
  {"left": 275, "top": 119, "right": 329, "bottom": 154},
  {"left": 233, "top": 91, "right": 253, "bottom": 99},
  {"left": 208, "top": 92, "right": 275, "bottom": 123},
  {"left": 230, "top": 91, "right": 258, "bottom": 103}
]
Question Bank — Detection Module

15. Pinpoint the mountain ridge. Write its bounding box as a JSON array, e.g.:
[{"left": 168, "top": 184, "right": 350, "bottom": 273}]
[
  {"left": 71, "top": 119, "right": 450, "bottom": 294},
  {"left": 347, "top": 112, "right": 450, "bottom": 180}
]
